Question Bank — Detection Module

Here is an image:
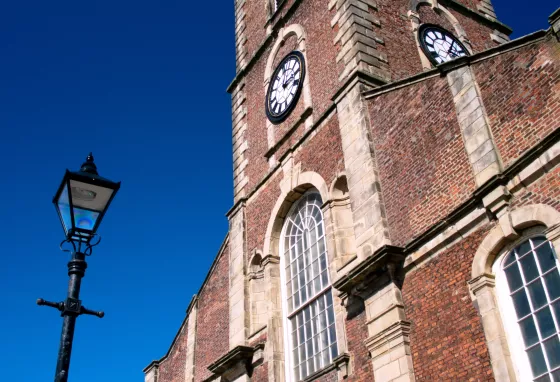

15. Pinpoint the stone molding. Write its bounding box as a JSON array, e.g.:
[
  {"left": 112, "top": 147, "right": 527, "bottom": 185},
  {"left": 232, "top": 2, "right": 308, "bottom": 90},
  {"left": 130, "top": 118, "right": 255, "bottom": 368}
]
[
  {"left": 468, "top": 204, "right": 560, "bottom": 381},
  {"left": 551, "top": 8, "right": 560, "bottom": 40},
  {"left": 301, "top": 352, "right": 351, "bottom": 382},
  {"left": 184, "top": 297, "right": 198, "bottom": 382},
  {"left": 144, "top": 361, "right": 159, "bottom": 382}
]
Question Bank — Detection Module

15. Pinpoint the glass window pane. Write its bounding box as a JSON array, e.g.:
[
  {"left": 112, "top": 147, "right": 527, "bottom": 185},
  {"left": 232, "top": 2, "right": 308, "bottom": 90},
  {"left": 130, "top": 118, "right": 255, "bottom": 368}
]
[
  {"left": 521, "top": 253, "right": 540, "bottom": 282},
  {"left": 544, "top": 336, "right": 560, "bottom": 369},
  {"left": 536, "top": 307, "right": 557, "bottom": 339},
  {"left": 527, "top": 345, "right": 548, "bottom": 377},
  {"left": 536, "top": 242, "right": 557, "bottom": 273},
  {"left": 512, "top": 289, "right": 532, "bottom": 318},
  {"left": 505, "top": 264, "right": 523, "bottom": 291},
  {"left": 519, "top": 316, "right": 539, "bottom": 347},
  {"left": 534, "top": 374, "right": 551, "bottom": 382},
  {"left": 553, "top": 301, "right": 560, "bottom": 326},
  {"left": 545, "top": 270, "right": 560, "bottom": 301},
  {"left": 504, "top": 251, "right": 516, "bottom": 266},
  {"left": 518, "top": 240, "right": 533, "bottom": 257},
  {"left": 551, "top": 368, "right": 560, "bottom": 382},
  {"left": 529, "top": 281, "right": 548, "bottom": 310}
]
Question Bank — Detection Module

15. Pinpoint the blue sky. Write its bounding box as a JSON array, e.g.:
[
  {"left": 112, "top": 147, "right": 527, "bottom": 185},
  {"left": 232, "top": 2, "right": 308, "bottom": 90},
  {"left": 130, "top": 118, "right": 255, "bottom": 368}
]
[{"left": 0, "top": 1, "right": 556, "bottom": 381}]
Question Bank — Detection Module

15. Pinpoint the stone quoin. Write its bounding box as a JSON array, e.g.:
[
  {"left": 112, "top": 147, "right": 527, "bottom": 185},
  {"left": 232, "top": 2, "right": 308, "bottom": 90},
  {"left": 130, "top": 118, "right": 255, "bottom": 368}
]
[{"left": 144, "top": 1, "right": 560, "bottom": 381}]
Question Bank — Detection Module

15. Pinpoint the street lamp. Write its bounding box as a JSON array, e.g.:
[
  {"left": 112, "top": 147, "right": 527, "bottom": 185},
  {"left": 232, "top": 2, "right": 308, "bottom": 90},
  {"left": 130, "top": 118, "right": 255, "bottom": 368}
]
[{"left": 37, "top": 153, "right": 120, "bottom": 382}]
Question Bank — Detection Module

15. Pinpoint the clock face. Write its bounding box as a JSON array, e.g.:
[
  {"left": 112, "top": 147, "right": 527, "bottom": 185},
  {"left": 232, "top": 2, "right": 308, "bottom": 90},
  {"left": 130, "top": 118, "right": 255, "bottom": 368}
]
[
  {"left": 418, "top": 24, "right": 469, "bottom": 65},
  {"left": 266, "top": 51, "right": 306, "bottom": 124}
]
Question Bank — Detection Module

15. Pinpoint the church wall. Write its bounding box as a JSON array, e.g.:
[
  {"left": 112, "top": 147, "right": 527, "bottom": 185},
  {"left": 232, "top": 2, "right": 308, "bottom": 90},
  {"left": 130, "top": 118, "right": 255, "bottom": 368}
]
[
  {"left": 367, "top": 76, "right": 477, "bottom": 247},
  {"left": 156, "top": 322, "right": 188, "bottom": 382},
  {"left": 402, "top": 224, "right": 495, "bottom": 381},
  {"left": 474, "top": 35, "right": 560, "bottom": 168},
  {"left": 344, "top": 307, "right": 375, "bottom": 382},
  {"left": 448, "top": 8, "right": 500, "bottom": 52},
  {"left": 244, "top": 0, "right": 267, "bottom": 61},
  {"left": 376, "top": 0, "right": 424, "bottom": 81},
  {"left": 193, "top": 245, "right": 230, "bottom": 382}
]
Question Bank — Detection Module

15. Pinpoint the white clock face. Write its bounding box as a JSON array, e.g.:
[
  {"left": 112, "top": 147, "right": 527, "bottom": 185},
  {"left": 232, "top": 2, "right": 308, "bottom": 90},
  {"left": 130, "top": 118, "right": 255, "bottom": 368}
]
[
  {"left": 266, "top": 51, "right": 305, "bottom": 124},
  {"left": 419, "top": 25, "right": 469, "bottom": 65}
]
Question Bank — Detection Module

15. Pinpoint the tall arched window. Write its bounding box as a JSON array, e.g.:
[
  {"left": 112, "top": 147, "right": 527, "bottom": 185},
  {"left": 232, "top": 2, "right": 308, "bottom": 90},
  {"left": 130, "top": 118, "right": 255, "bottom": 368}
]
[
  {"left": 495, "top": 236, "right": 560, "bottom": 381},
  {"left": 280, "top": 192, "right": 338, "bottom": 381}
]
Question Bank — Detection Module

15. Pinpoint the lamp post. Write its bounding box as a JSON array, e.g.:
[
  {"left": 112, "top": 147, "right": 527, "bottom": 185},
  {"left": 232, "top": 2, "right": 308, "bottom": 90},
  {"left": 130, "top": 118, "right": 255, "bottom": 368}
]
[{"left": 37, "top": 153, "right": 120, "bottom": 382}]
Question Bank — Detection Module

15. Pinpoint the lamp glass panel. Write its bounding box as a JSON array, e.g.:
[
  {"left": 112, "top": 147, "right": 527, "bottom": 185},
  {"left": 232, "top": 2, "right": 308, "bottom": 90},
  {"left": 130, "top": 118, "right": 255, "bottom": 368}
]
[
  {"left": 72, "top": 207, "right": 100, "bottom": 232},
  {"left": 57, "top": 185, "right": 72, "bottom": 234},
  {"left": 69, "top": 179, "right": 114, "bottom": 212}
]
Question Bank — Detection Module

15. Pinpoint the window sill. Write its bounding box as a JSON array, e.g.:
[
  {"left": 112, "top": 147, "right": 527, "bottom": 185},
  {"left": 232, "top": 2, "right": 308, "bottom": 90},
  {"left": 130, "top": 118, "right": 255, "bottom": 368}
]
[{"left": 301, "top": 353, "right": 350, "bottom": 382}]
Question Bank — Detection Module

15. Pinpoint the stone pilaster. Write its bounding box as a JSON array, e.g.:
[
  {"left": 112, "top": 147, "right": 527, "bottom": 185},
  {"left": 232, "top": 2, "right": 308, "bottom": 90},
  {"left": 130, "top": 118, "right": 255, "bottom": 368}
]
[
  {"left": 228, "top": 203, "right": 249, "bottom": 349},
  {"left": 262, "top": 255, "right": 285, "bottom": 382},
  {"left": 336, "top": 82, "right": 390, "bottom": 262},
  {"left": 363, "top": 281, "right": 415, "bottom": 382},
  {"left": 184, "top": 298, "right": 198, "bottom": 382},
  {"left": 447, "top": 66, "right": 502, "bottom": 187},
  {"left": 550, "top": 8, "right": 560, "bottom": 41},
  {"left": 234, "top": 0, "right": 248, "bottom": 71},
  {"left": 232, "top": 81, "right": 248, "bottom": 203},
  {"left": 477, "top": 0, "right": 497, "bottom": 21},
  {"left": 330, "top": 0, "right": 390, "bottom": 83}
]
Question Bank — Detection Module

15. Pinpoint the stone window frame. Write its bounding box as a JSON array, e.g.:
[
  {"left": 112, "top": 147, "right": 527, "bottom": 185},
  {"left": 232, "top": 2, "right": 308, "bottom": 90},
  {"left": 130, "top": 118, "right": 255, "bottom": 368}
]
[
  {"left": 492, "top": 229, "right": 560, "bottom": 381},
  {"left": 407, "top": 0, "right": 473, "bottom": 70},
  {"left": 263, "top": 24, "right": 314, "bottom": 167},
  {"left": 468, "top": 204, "right": 560, "bottom": 381},
  {"left": 279, "top": 190, "right": 339, "bottom": 381},
  {"left": 262, "top": 168, "right": 350, "bottom": 382}
]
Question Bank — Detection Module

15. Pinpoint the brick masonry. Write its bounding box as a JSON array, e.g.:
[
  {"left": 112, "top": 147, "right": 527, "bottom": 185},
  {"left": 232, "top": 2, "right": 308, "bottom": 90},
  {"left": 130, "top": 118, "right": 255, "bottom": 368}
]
[{"left": 145, "top": 2, "right": 560, "bottom": 382}]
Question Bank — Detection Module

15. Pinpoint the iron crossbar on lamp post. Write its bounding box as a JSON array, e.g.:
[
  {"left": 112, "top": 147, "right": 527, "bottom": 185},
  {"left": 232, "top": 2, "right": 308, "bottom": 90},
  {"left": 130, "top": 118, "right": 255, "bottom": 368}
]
[{"left": 37, "top": 153, "right": 120, "bottom": 382}]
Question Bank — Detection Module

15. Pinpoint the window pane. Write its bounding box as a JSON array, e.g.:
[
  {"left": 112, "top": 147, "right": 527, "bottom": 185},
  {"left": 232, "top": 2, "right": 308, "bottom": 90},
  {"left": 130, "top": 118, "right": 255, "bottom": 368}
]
[
  {"left": 545, "top": 270, "right": 560, "bottom": 301},
  {"left": 551, "top": 368, "right": 560, "bottom": 382},
  {"left": 536, "top": 242, "right": 556, "bottom": 273},
  {"left": 553, "top": 301, "right": 560, "bottom": 326},
  {"left": 534, "top": 374, "right": 551, "bottom": 382},
  {"left": 521, "top": 253, "right": 540, "bottom": 282},
  {"left": 536, "top": 307, "right": 557, "bottom": 339},
  {"left": 519, "top": 316, "right": 539, "bottom": 347},
  {"left": 505, "top": 264, "right": 523, "bottom": 291},
  {"left": 512, "top": 289, "right": 532, "bottom": 318},
  {"left": 504, "top": 251, "right": 516, "bottom": 266},
  {"left": 544, "top": 336, "right": 560, "bottom": 369},
  {"left": 518, "top": 240, "right": 533, "bottom": 257},
  {"left": 528, "top": 345, "right": 548, "bottom": 377},
  {"left": 529, "top": 280, "right": 548, "bottom": 310}
]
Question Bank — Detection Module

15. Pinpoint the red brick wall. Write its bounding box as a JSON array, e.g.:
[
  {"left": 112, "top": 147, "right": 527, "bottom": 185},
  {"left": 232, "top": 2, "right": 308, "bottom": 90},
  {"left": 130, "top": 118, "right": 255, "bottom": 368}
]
[
  {"left": 418, "top": 5, "right": 456, "bottom": 34},
  {"left": 157, "top": 322, "right": 188, "bottom": 382},
  {"left": 377, "top": 0, "right": 423, "bottom": 81},
  {"left": 510, "top": 166, "right": 560, "bottom": 213},
  {"left": 475, "top": 36, "right": 560, "bottom": 168},
  {"left": 193, "top": 246, "right": 230, "bottom": 382},
  {"left": 367, "top": 76, "right": 476, "bottom": 247},
  {"left": 243, "top": 0, "right": 267, "bottom": 61},
  {"left": 345, "top": 307, "right": 375, "bottom": 382},
  {"left": 295, "top": 114, "right": 345, "bottom": 187},
  {"left": 402, "top": 225, "right": 495, "bottom": 381}
]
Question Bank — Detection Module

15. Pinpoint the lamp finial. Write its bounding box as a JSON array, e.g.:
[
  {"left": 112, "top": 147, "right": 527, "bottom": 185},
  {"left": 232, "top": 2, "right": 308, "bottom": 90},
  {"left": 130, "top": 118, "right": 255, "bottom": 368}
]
[{"left": 80, "top": 153, "right": 98, "bottom": 175}]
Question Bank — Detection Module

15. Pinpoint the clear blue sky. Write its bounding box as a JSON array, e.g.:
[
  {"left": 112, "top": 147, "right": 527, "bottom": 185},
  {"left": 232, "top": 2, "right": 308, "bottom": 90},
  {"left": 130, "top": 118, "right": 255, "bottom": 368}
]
[{"left": 0, "top": 1, "right": 556, "bottom": 381}]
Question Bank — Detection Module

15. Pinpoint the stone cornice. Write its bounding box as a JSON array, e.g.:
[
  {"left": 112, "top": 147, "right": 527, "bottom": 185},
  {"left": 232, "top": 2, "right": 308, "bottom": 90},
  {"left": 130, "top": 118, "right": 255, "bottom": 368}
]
[
  {"left": 333, "top": 245, "right": 406, "bottom": 294},
  {"left": 207, "top": 345, "right": 255, "bottom": 375}
]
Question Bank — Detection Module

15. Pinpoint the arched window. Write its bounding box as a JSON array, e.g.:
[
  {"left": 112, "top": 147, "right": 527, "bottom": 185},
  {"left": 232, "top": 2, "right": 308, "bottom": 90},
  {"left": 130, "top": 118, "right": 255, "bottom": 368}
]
[
  {"left": 495, "top": 236, "right": 560, "bottom": 381},
  {"left": 280, "top": 192, "right": 338, "bottom": 381}
]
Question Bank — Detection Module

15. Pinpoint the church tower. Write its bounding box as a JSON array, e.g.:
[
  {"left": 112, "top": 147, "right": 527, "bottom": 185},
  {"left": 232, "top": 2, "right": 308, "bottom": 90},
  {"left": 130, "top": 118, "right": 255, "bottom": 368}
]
[{"left": 144, "top": 1, "right": 560, "bottom": 382}]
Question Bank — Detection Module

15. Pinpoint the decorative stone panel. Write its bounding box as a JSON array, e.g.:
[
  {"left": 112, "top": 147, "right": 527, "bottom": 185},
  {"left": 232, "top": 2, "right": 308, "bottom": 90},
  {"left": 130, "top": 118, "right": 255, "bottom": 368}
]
[
  {"left": 184, "top": 297, "right": 198, "bottom": 382},
  {"left": 232, "top": 81, "right": 248, "bottom": 203}
]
